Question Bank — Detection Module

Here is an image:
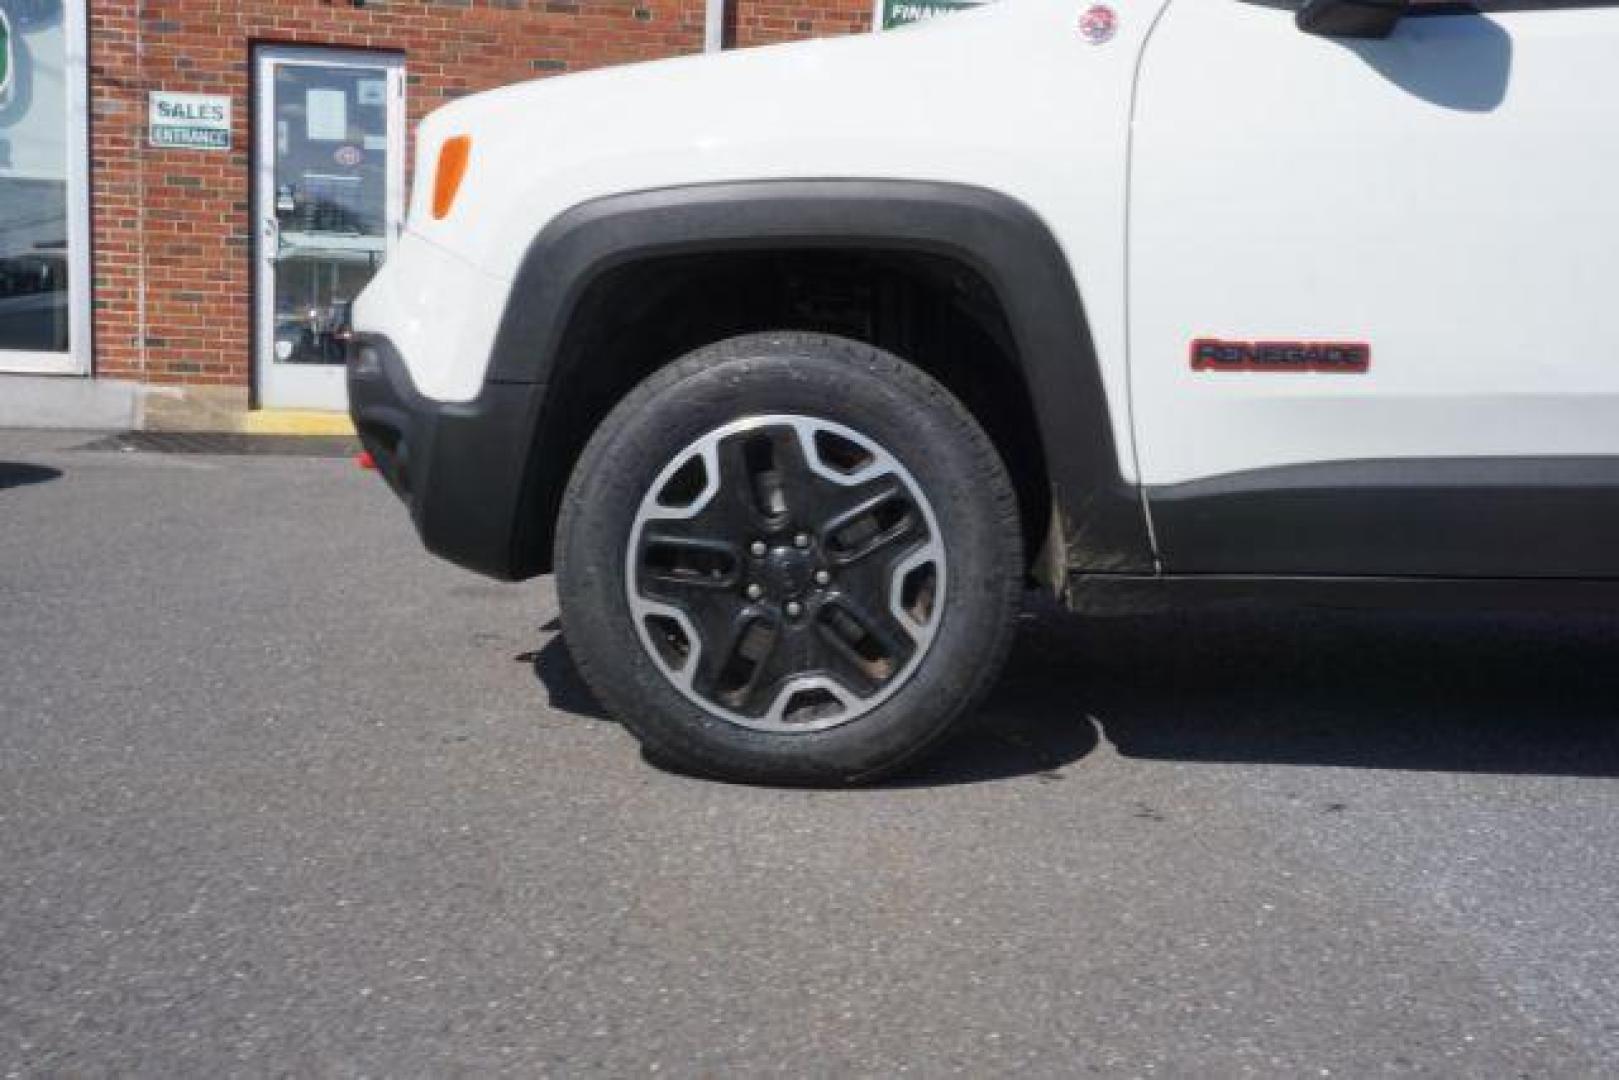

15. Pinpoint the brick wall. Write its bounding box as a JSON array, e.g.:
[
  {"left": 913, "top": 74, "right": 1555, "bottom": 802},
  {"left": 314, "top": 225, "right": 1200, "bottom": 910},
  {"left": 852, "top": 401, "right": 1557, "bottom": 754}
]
[
  {"left": 88, "top": 0, "right": 707, "bottom": 392},
  {"left": 727, "top": 0, "right": 870, "bottom": 48}
]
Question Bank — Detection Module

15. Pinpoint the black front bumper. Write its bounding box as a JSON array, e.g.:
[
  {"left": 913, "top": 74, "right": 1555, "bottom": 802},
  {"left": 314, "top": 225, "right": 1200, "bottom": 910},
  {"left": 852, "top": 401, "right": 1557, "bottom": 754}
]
[{"left": 348, "top": 334, "right": 546, "bottom": 580}]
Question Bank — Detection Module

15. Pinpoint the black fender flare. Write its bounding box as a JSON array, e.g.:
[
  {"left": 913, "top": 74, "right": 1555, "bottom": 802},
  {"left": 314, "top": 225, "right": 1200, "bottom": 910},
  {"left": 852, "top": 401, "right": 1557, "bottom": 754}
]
[{"left": 491, "top": 179, "right": 1154, "bottom": 575}]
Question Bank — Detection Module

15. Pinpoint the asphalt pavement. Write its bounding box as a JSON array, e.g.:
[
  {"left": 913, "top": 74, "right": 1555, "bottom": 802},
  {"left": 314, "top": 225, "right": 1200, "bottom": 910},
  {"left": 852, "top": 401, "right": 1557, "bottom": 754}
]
[{"left": 2, "top": 428, "right": 1617, "bottom": 1076}]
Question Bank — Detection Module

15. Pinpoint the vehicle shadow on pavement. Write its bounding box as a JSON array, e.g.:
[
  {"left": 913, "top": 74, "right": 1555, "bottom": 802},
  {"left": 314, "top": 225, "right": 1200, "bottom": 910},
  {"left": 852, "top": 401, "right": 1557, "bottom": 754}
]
[
  {"left": 0, "top": 463, "right": 63, "bottom": 491},
  {"left": 949, "top": 600, "right": 1619, "bottom": 784},
  {"left": 529, "top": 618, "right": 1105, "bottom": 784},
  {"left": 528, "top": 630, "right": 615, "bottom": 723},
  {"left": 532, "top": 601, "right": 1619, "bottom": 785}
]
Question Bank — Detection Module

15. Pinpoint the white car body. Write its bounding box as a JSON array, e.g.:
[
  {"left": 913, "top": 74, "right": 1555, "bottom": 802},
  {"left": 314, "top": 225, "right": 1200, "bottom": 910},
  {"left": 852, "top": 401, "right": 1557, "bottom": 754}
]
[{"left": 353, "top": 0, "right": 1619, "bottom": 586}]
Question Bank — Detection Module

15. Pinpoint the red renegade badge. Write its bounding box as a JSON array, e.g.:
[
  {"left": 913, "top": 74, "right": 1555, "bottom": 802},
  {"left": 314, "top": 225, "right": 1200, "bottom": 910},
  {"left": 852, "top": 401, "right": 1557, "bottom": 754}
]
[{"left": 1191, "top": 339, "right": 1372, "bottom": 373}]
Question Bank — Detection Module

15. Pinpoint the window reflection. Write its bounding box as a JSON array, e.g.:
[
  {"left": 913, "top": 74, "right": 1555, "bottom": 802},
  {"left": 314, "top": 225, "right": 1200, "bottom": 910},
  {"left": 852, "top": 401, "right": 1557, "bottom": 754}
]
[
  {"left": 271, "top": 63, "right": 390, "bottom": 367},
  {"left": 0, "top": 0, "right": 71, "bottom": 354}
]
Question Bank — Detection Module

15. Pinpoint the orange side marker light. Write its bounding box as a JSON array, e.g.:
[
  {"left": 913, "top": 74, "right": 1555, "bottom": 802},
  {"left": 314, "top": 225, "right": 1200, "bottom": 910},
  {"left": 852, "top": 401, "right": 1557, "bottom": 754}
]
[{"left": 432, "top": 136, "right": 472, "bottom": 220}]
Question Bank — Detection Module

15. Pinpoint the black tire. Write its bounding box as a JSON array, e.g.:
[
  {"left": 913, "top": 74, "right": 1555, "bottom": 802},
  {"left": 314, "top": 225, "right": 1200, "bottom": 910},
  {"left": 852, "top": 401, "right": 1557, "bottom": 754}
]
[{"left": 554, "top": 332, "right": 1022, "bottom": 785}]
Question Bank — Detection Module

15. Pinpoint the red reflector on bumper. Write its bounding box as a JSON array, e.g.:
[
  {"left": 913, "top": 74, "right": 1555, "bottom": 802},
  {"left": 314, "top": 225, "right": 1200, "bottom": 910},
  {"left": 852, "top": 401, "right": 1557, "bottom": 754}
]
[{"left": 357, "top": 451, "right": 376, "bottom": 470}]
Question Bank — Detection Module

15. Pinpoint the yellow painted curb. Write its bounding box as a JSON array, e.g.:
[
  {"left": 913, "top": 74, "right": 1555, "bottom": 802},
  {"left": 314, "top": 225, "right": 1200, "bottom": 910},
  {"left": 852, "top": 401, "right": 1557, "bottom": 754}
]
[{"left": 238, "top": 409, "right": 355, "bottom": 437}]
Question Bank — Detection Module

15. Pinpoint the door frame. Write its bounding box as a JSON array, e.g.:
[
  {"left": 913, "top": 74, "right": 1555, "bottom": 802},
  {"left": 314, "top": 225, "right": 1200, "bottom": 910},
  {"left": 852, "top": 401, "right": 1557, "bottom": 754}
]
[
  {"left": 252, "top": 45, "right": 404, "bottom": 410},
  {"left": 0, "top": 0, "right": 92, "bottom": 376}
]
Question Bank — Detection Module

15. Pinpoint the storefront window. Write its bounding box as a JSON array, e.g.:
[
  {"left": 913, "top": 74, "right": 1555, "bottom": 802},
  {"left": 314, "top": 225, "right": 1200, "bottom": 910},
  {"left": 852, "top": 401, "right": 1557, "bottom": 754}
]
[{"left": 0, "top": 0, "right": 81, "bottom": 365}]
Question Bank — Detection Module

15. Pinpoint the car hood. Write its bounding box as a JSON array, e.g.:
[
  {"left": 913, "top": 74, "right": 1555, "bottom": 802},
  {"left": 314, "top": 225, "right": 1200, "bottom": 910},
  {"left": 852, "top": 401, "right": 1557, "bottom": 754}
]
[{"left": 405, "top": 0, "right": 1137, "bottom": 275}]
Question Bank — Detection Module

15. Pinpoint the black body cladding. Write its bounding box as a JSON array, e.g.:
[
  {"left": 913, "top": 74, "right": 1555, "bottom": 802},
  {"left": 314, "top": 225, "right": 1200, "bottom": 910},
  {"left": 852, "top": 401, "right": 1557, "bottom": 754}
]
[
  {"left": 349, "top": 336, "right": 541, "bottom": 579},
  {"left": 1147, "top": 457, "right": 1619, "bottom": 579},
  {"left": 354, "top": 180, "right": 1155, "bottom": 580}
]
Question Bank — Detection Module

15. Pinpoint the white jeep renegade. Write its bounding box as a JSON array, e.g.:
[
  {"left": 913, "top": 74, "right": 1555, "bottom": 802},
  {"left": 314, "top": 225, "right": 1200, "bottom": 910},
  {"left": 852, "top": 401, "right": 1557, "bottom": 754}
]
[{"left": 350, "top": 0, "right": 1619, "bottom": 783}]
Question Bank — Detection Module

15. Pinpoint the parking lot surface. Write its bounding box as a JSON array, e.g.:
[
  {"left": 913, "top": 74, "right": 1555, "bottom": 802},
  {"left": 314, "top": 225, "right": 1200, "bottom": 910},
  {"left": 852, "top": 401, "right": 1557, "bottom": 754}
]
[{"left": 2, "top": 429, "right": 1617, "bottom": 1075}]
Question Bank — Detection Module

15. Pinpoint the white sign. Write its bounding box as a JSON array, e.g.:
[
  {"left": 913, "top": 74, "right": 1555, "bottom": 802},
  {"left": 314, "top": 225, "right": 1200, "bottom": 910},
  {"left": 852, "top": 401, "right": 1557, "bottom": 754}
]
[
  {"left": 149, "top": 92, "right": 231, "bottom": 150},
  {"left": 305, "top": 89, "right": 347, "bottom": 142}
]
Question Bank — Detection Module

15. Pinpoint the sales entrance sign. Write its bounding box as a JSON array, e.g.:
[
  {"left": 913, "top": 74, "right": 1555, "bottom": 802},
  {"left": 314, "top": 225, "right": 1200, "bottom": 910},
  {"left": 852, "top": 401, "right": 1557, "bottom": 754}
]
[{"left": 149, "top": 92, "right": 232, "bottom": 150}]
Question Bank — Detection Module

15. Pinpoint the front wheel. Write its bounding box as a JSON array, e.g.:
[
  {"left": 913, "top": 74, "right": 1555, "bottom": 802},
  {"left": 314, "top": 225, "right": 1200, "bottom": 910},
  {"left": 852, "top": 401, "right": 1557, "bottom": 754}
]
[{"left": 555, "top": 333, "right": 1023, "bottom": 785}]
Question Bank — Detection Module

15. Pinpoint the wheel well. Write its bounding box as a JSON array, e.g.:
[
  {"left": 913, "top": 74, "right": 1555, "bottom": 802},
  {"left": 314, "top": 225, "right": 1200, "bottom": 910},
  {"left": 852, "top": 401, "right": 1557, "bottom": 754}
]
[{"left": 520, "top": 249, "right": 1053, "bottom": 573}]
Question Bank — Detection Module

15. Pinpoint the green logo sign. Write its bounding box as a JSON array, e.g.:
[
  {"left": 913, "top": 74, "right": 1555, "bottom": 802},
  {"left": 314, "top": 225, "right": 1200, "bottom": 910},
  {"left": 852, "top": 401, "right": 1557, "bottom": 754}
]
[{"left": 880, "top": 0, "right": 980, "bottom": 30}]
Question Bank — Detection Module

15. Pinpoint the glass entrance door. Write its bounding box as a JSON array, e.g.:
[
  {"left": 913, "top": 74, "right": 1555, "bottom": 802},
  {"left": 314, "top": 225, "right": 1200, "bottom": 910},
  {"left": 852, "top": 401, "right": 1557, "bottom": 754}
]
[{"left": 255, "top": 47, "right": 402, "bottom": 410}]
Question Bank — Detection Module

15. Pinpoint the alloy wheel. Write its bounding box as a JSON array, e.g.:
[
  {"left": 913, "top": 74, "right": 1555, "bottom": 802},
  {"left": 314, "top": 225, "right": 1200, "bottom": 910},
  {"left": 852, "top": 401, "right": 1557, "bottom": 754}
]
[{"left": 625, "top": 415, "right": 946, "bottom": 732}]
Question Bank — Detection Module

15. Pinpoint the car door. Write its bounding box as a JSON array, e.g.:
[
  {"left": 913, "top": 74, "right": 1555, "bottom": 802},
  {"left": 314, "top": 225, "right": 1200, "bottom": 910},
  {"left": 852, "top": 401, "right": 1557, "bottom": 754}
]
[{"left": 1127, "top": 0, "right": 1619, "bottom": 578}]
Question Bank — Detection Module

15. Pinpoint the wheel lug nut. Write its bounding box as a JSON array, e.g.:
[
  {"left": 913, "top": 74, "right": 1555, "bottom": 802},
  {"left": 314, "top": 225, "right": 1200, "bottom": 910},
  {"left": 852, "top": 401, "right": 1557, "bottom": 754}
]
[
  {"left": 786, "top": 601, "right": 803, "bottom": 617},
  {"left": 750, "top": 540, "right": 768, "bottom": 557},
  {"left": 746, "top": 583, "right": 763, "bottom": 600},
  {"left": 794, "top": 533, "right": 811, "bottom": 549},
  {"left": 814, "top": 570, "right": 831, "bottom": 586}
]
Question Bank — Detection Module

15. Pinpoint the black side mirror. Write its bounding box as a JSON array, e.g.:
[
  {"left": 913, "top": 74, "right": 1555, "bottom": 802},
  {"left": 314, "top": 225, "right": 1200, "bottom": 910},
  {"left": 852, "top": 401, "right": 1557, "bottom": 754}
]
[{"left": 1297, "top": 0, "right": 1411, "bottom": 39}]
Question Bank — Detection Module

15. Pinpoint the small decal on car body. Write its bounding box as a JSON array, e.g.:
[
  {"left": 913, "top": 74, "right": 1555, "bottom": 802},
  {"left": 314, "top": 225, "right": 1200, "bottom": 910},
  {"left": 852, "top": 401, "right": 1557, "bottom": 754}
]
[
  {"left": 1079, "top": 5, "right": 1118, "bottom": 44},
  {"left": 1191, "top": 339, "right": 1371, "bottom": 373}
]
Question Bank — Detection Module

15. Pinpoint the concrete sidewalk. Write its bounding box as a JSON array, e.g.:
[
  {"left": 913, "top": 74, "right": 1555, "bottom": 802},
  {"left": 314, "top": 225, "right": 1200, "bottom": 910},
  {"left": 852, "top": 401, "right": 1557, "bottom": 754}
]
[{"left": 0, "top": 376, "right": 353, "bottom": 434}]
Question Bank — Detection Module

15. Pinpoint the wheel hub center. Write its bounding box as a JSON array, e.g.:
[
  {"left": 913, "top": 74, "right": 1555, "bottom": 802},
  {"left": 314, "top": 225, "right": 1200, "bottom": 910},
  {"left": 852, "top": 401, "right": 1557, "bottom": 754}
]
[{"left": 762, "top": 546, "right": 816, "bottom": 599}]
